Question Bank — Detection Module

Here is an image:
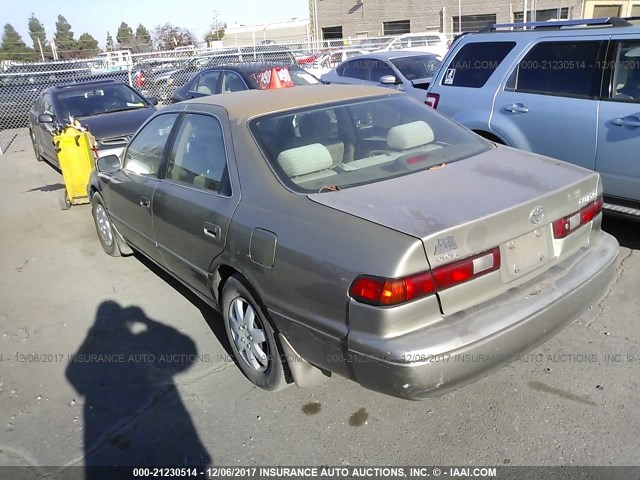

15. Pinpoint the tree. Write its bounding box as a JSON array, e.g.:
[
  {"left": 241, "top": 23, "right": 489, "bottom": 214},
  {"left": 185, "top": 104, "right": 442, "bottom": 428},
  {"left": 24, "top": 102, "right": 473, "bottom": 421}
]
[
  {"left": 204, "top": 22, "right": 226, "bottom": 46},
  {"left": 154, "top": 23, "right": 195, "bottom": 51},
  {"left": 77, "top": 33, "right": 99, "bottom": 57},
  {"left": 116, "top": 22, "right": 134, "bottom": 48},
  {"left": 27, "top": 13, "right": 52, "bottom": 60},
  {"left": 134, "top": 24, "right": 152, "bottom": 52},
  {"left": 0, "top": 23, "right": 35, "bottom": 61},
  {"left": 106, "top": 31, "right": 114, "bottom": 51},
  {"left": 54, "top": 15, "right": 76, "bottom": 59}
]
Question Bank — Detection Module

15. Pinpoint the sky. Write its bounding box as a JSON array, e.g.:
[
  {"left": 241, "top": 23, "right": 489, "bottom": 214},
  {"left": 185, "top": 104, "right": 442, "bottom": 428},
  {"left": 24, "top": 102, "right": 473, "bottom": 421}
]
[{"left": 1, "top": 0, "right": 309, "bottom": 48}]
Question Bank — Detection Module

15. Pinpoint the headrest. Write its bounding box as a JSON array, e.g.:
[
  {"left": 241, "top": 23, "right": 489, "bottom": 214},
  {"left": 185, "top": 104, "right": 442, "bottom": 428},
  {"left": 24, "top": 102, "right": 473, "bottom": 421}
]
[
  {"left": 387, "top": 121, "right": 435, "bottom": 150},
  {"left": 277, "top": 143, "right": 333, "bottom": 177}
]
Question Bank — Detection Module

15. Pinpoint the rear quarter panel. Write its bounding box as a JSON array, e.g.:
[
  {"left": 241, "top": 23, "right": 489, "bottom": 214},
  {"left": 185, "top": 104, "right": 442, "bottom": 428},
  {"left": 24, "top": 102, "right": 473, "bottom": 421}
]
[{"left": 218, "top": 119, "right": 428, "bottom": 375}]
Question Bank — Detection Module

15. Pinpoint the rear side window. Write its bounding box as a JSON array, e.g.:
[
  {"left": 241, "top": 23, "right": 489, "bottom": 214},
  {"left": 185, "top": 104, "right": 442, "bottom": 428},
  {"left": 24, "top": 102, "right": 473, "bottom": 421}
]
[
  {"left": 442, "top": 42, "right": 516, "bottom": 88},
  {"left": 506, "top": 41, "right": 603, "bottom": 99}
]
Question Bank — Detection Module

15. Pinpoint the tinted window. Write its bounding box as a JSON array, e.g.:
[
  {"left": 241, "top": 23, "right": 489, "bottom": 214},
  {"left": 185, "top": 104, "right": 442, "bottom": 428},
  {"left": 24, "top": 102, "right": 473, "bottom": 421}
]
[
  {"left": 123, "top": 114, "right": 177, "bottom": 175},
  {"left": 193, "top": 71, "right": 220, "bottom": 94},
  {"left": 55, "top": 83, "right": 148, "bottom": 118},
  {"left": 608, "top": 41, "right": 640, "bottom": 103},
  {"left": 251, "top": 95, "right": 489, "bottom": 193},
  {"left": 340, "top": 60, "right": 369, "bottom": 80},
  {"left": 391, "top": 55, "right": 441, "bottom": 80},
  {"left": 508, "top": 41, "right": 602, "bottom": 98},
  {"left": 165, "top": 114, "right": 229, "bottom": 194},
  {"left": 369, "top": 60, "right": 394, "bottom": 81},
  {"left": 221, "top": 72, "right": 247, "bottom": 93},
  {"left": 443, "top": 42, "right": 515, "bottom": 88}
]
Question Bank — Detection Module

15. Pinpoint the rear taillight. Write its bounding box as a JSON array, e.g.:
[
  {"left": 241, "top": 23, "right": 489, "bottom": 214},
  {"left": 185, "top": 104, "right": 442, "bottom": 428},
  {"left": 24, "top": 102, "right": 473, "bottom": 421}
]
[
  {"left": 552, "top": 197, "right": 603, "bottom": 239},
  {"left": 350, "top": 271, "right": 436, "bottom": 306},
  {"left": 425, "top": 93, "right": 439, "bottom": 109},
  {"left": 432, "top": 247, "right": 501, "bottom": 290},
  {"left": 349, "top": 247, "right": 500, "bottom": 306}
]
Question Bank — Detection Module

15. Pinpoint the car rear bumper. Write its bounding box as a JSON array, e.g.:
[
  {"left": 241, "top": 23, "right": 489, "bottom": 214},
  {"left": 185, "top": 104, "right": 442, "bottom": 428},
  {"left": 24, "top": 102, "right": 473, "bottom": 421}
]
[{"left": 346, "top": 231, "right": 619, "bottom": 400}]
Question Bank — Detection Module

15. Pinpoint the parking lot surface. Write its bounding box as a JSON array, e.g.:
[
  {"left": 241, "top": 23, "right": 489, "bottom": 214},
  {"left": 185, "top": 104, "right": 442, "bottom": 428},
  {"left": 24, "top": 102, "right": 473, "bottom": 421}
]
[{"left": 0, "top": 149, "right": 639, "bottom": 467}]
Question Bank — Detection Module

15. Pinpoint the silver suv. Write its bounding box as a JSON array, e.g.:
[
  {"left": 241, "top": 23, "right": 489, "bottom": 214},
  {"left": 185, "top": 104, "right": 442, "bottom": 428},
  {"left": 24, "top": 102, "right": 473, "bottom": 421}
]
[{"left": 427, "top": 17, "right": 640, "bottom": 216}]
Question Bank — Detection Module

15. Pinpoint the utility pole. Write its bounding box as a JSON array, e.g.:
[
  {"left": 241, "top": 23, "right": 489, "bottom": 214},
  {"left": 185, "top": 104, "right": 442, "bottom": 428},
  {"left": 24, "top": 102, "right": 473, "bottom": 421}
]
[
  {"left": 458, "top": 0, "right": 462, "bottom": 34},
  {"left": 37, "top": 37, "right": 44, "bottom": 62}
]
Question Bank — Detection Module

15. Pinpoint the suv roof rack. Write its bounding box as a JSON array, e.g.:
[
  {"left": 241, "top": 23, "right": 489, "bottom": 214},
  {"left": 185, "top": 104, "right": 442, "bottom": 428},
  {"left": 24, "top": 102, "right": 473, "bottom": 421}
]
[{"left": 479, "top": 16, "right": 632, "bottom": 33}]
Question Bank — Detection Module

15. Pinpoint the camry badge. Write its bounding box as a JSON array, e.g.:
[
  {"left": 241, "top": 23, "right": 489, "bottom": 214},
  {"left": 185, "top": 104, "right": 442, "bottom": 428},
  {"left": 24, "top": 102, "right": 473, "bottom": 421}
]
[{"left": 529, "top": 206, "right": 545, "bottom": 224}]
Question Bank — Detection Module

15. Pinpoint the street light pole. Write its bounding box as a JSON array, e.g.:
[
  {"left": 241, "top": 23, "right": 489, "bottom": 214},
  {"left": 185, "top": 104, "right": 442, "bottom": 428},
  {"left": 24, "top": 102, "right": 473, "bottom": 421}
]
[{"left": 458, "top": 0, "right": 462, "bottom": 34}]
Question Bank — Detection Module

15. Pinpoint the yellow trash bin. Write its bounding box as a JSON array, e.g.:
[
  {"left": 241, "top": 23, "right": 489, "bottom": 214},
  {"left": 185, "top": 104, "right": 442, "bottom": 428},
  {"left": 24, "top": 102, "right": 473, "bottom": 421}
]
[{"left": 54, "top": 124, "right": 96, "bottom": 210}]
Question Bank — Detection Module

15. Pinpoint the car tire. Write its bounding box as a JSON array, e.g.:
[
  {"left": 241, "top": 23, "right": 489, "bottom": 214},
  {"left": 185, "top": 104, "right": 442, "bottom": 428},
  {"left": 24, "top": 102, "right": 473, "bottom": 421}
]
[
  {"left": 222, "top": 275, "right": 288, "bottom": 391},
  {"left": 30, "top": 130, "right": 43, "bottom": 162},
  {"left": 91, "top": 193, "right": 121, "bottom": 257}
]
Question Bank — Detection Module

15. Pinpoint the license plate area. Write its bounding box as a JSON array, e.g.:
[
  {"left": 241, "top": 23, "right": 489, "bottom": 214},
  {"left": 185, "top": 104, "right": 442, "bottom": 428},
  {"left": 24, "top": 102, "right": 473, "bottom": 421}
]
[{"left": 503, "top": 228, "right": 552, "bottom": 280}]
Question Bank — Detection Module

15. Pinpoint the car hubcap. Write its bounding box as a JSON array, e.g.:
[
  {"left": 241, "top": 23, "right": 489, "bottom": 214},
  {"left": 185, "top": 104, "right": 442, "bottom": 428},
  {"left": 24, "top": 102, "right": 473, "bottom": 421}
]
[
  {"left": 95, "top": 204, "right": 113, "bottom": 247},
  {"left": 228, "top": 298, "right": 269, "bottom": 372}
]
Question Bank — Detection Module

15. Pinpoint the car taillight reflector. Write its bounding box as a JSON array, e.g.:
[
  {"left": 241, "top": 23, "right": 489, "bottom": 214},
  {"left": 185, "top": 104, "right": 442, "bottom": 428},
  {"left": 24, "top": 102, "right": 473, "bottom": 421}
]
[
  {"left": 552, "top": 197, "right": 603, "bottom": 239},
  {"left": 349, "top": 248, "right": 501, "bottom": 306},
  {"left": 349, "top": 271, "right": 436, "bottom": 306},
  {"left": 432, "top": 247, "right": 501, "bottom": 291},
  {"left": 425, "top": 93, "right": 439, "bottom": 109}
]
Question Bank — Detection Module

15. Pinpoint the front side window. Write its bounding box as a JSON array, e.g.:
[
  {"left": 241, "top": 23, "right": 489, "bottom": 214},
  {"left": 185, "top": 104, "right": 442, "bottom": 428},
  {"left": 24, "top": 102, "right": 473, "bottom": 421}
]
[
  {"left": 608, "top": 41, "right": 640, "bottom": 103},
  {"left": 507, "top": 41, "right": 603, "bottom": 99},
  {"left": 123, "top": 114, "right": 177, "bottom": 175},
  {"left": 442, "top": 41, "right": 515, "bottom": 88},
  {"left": 165, "top": 114, "right": 229, "bottom": 194},
  {"left": 251, "top": 95, "right": 489, "bottom": 193},
  {"left": 193, "top": 71, "right": 220, "bottom": 95},
  {"left": 220, "top": 72, "right": 248, "bottom": 93},
  {"left": 340, "top": 60, "right": 369, "bottom": 80},
  {"left": 391, "top": 55, "right": 442, "bottom": 80},
  {"left": 368, "top": 60, "right": 394, "bottom": 82}
]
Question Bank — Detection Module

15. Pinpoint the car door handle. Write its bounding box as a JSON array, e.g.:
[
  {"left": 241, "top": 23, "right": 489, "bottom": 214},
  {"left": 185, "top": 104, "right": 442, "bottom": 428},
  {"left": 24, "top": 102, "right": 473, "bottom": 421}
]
[
  {"left": 203, "top": 222, "right": 221, "bottom": 239},
  {"left": 504, "top": 103, "right": 529, "bottom": 114},
  {"left": 611, "top": 116, "right": 640, "bottom": 128},
  {"left": 139, "top": 197, "right": 151, "bottom": 208}
]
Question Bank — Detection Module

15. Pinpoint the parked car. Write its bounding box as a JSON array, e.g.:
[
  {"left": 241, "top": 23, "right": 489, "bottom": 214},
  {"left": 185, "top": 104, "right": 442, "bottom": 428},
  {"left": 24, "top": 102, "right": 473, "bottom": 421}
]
[
  {"left": 426, "top": 17, "right": 640, "bottom": 217},
  {"left": 374, "top": 32, "right": 449, "bottom": 58},
  {"left": 321, "top": 51, "right": 441, "bottom": 102},
  {"left": 29, "top": 79, "right": 157, "bottom": 165},
  {"left": 88, "top": 85, "right": 617, "bottom": 399},
  {"left": 170, "top": 63, "right": 318, "bottom": 103},
  {"left": 0, "top": 62, "right": 97, "bottom": 129},
  {"left": 302, "top": 48, "right": 369, "bottom": 77},
  {"left": 154, "top": 46, "right": 298, "bottom": 101}
]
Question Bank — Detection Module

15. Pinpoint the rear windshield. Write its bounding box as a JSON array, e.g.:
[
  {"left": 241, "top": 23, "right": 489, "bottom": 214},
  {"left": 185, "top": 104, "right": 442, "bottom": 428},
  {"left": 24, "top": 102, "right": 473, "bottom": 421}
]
[
  {"left": 250, "top": 95, "right": 489, "bottom": 193},
  {"left": 442, "top": 41, "right": 516, "bottom": 88},
  {"left": 390, "top": 55, "right": 442, "bottom": 80}
]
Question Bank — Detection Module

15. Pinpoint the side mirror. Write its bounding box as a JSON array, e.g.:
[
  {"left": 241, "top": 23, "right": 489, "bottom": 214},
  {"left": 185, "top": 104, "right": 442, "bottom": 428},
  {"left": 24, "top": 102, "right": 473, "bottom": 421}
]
[
  {"left": 96, "top": 154, "right": 120, "bottom": 173},
  {"left": 380, "top": 75, "right": 399, "bottom": 85},
  {"left": 146, "top": 97, "right": 158, "bottom": 106},
  {"left": 38, "top": 113, "right": 54, "bottom": 124}
]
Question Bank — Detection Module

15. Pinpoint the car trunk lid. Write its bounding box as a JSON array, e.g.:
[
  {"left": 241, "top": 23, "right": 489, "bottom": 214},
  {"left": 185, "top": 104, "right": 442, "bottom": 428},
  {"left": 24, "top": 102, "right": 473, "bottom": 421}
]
[{"left": 309, "top": 146, "right": 602, "bottom": 314}]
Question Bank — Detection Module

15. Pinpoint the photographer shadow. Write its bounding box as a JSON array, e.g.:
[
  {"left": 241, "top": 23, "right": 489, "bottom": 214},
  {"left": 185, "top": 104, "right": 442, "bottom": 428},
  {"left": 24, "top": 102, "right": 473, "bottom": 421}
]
[{"left": 66, "top": 301, "right": 211, "bottom": 476}]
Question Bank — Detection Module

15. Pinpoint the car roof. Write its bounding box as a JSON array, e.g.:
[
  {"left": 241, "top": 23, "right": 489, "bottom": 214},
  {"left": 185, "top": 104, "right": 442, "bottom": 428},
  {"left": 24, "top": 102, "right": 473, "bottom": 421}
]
[
  {"left": 199, "top": 62, "right": 300, "bottom": 74},
  {"left": 460, "top": 19, "right": 640, "bottom": 40},
  {"left": 171, "top": 85, "right": 399, "bottom": 122}
]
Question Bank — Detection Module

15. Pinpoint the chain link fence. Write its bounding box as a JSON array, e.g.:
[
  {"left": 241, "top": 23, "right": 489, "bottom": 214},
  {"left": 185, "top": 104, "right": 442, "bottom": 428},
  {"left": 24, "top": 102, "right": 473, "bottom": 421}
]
[{"left": 0, "top": 34, "right": 450, "bottom": 156}]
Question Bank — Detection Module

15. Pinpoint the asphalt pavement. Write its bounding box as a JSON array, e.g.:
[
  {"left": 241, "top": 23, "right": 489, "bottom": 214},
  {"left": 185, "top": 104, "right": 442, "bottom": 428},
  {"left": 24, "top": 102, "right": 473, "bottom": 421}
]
[{"left": 0, "top": 149, "right": 638, "bottom": 469}]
